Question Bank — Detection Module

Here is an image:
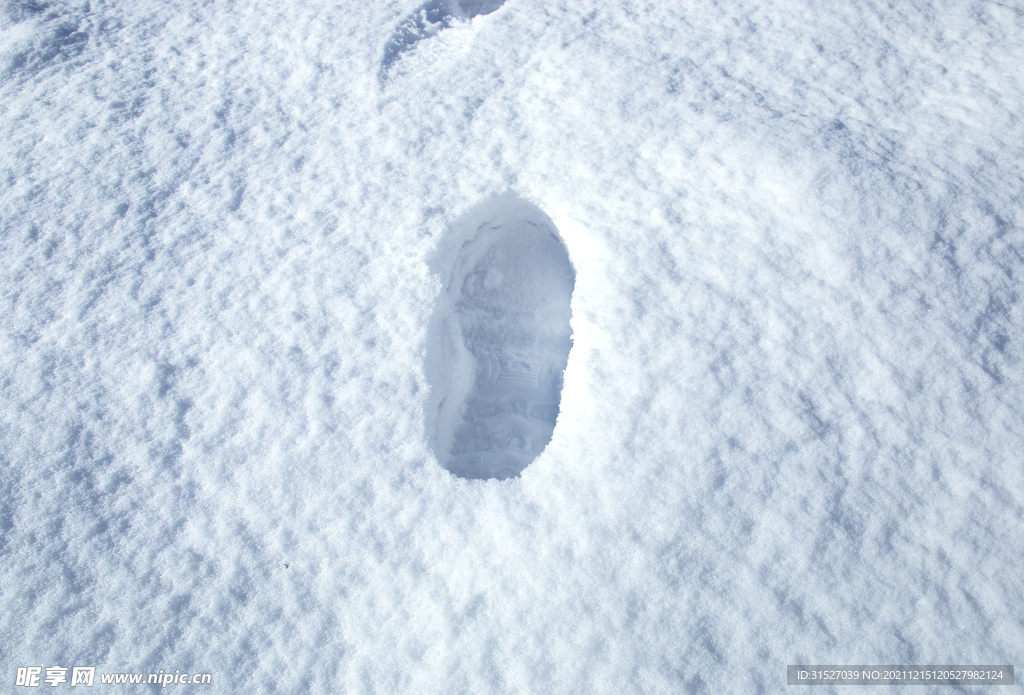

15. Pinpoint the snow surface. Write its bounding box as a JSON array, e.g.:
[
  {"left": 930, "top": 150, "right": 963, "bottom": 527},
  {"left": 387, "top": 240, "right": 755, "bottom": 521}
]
[{"left": 1, "top": 0, "right": 1023, "bottom": 692}]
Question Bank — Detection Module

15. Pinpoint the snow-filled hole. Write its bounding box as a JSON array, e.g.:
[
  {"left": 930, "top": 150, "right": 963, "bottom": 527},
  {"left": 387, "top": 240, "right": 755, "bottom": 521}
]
[{"left": 428, "top": 198, "right": 574, "bottom": 480}]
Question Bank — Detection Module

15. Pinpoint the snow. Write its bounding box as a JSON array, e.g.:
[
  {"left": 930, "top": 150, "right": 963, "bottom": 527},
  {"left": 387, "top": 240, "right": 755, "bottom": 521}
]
[
  {"left": 1, "top": 0, "right": 1022, "bottom": 692},
  {"left": 428, "top": 196, "right": 574, "bottom": 480}
]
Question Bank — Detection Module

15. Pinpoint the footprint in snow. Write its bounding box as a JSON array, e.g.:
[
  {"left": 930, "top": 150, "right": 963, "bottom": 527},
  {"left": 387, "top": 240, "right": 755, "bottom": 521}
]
[
  {"left": 428, "top": 198, "right": 574, "bottom": 480},
  {"left": 379, "top": 0, "right": 507, "bottom": 85}
]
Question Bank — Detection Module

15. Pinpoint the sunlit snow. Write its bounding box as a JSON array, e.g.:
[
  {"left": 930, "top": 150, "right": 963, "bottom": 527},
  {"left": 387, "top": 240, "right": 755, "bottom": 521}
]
[{"left": 1, "top": 0, "right": 1022, "bottom": 692}]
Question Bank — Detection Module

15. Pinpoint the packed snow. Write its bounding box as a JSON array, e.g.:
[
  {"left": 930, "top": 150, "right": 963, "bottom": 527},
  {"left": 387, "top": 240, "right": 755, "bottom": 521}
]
[
  {"left": 428, "top": 197, "right": 574, "bottom": 480},
  {"left": 1, "top": 0, "right": 1022, "bottom": 692}
]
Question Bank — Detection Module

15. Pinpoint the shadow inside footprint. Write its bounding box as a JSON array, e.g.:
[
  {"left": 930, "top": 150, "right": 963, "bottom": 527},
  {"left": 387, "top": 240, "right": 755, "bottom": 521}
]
[
  {"left": 428, "top": 198, "right": 574, "bottom": 480},
  {"left": 379, "top": 0, "right": 507, "bottom": 86}
]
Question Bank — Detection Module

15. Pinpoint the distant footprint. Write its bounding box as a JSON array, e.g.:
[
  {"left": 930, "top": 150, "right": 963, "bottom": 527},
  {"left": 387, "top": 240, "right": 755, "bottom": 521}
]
[
  {"left": 379, "top": 0, "right": 507, "bottom": 85},
  {"left": 429, "top": 198, "right": 574, "bottom": 480}
]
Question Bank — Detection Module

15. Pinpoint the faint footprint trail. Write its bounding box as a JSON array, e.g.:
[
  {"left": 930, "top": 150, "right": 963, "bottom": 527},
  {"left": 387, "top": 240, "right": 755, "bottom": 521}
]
[
  {"left": 378, "top": 0, "right": 507, "bottom": 86},
  {"left": 430, "top": 198, "right": 574, "bottom": 480}
]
